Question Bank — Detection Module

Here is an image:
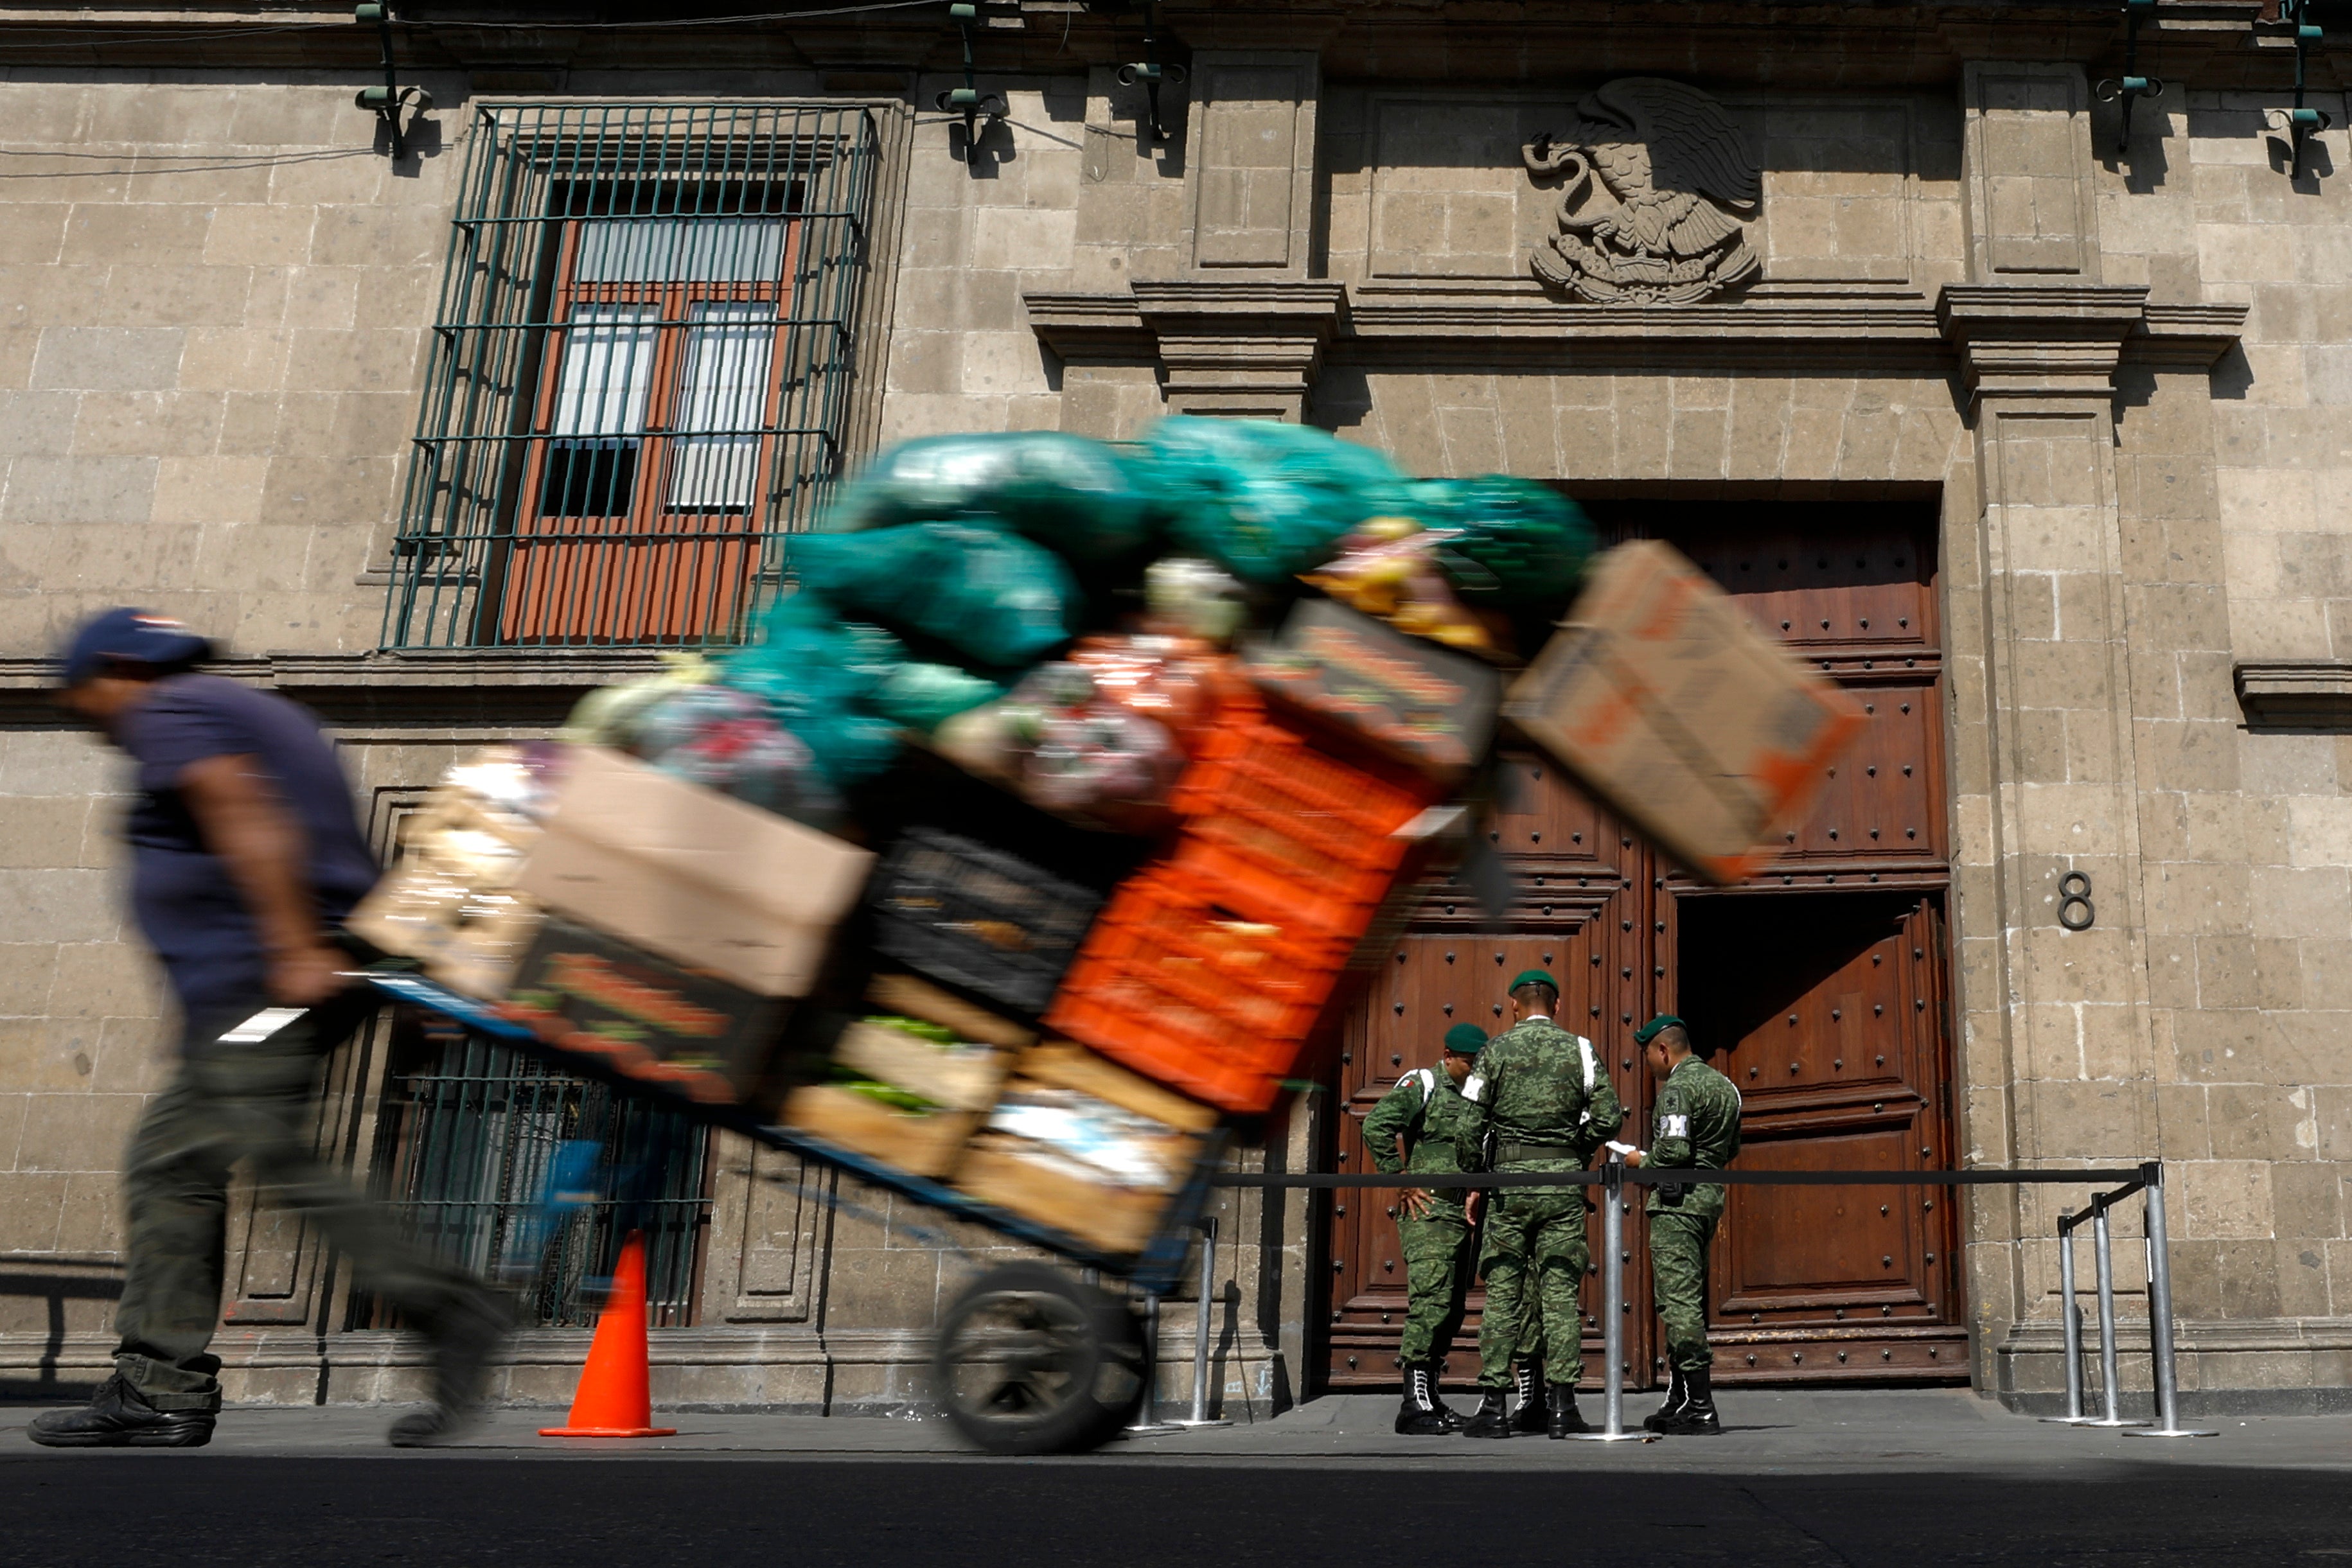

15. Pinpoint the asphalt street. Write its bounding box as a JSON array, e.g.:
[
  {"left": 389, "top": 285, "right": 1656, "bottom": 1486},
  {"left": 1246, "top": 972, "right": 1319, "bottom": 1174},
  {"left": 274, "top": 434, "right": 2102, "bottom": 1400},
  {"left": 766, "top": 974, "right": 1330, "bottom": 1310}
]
[{"left": 4, "top": 1392, "right": 2346, "bottom": 1568}]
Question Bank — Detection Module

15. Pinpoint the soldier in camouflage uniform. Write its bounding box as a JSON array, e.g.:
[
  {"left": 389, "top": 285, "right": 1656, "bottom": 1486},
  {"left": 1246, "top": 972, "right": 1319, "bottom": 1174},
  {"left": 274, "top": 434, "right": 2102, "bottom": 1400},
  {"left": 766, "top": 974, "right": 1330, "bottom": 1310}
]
[
  {"left": 1455, "top": 969, "right": 1623, "bottom": 1439},
  {"left": 1626, "top": 1014, "right": 1742, "bottom": 1436},
  {"left": 1363, "top": 1023, "right": 1486, "bottom": 1435}
]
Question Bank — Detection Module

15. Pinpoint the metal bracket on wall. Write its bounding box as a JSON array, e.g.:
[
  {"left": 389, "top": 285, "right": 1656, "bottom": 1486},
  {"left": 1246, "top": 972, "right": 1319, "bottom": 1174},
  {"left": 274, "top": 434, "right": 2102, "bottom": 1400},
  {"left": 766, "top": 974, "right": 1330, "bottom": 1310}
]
[
  {"left": 2266, "top": 0, "right": 2331, "bottom": 176},
  {"left": 2094, "top": 0, "right": 2166, "bottom": 154},
  {"left": 353, "top": 3, "right": 431, "bottom": 160},
  {"left": 1113, "top": 0, "right": 1187, "bottom": 143},
  {"left": 937, "top": 3, "right": 1008, "bottom": 166}
]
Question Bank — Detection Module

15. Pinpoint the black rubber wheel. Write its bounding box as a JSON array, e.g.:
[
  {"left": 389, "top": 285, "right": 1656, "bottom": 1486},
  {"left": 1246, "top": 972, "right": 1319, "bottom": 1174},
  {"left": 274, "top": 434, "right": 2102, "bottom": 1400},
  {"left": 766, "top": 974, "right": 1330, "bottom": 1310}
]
[{"left": 932, "top": 1262, "right": 1145, "bottom": 1455}]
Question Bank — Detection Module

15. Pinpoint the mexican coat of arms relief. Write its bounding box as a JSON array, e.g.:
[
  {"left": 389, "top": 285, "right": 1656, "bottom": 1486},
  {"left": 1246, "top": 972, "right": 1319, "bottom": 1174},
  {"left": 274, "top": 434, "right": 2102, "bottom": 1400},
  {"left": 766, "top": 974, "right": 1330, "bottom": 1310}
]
[{"left": 1521, "top": 78, "right": 1762, "bottom": 304}]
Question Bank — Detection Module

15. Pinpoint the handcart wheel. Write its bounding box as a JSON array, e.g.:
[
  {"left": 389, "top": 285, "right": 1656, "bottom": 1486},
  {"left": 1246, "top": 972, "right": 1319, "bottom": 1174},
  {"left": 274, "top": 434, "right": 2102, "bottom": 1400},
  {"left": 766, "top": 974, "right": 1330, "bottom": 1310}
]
[{"left": 932, "top": 1262, "right": 1145, "bottom": 1455}]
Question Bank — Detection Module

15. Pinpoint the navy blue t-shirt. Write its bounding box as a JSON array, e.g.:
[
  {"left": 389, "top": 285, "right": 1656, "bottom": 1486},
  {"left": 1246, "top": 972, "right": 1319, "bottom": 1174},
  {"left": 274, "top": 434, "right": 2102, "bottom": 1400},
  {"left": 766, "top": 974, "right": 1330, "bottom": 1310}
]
[{"left": 117, "top": 674, "right": 380, "bottom": 1012}]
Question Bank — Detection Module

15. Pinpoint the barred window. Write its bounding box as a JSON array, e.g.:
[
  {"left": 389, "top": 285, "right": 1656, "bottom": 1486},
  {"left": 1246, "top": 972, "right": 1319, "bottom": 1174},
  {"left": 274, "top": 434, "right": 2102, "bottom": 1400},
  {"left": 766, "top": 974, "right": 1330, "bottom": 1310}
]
[{"left": 382, "top": 103, "right": 881, "bottom": 649}]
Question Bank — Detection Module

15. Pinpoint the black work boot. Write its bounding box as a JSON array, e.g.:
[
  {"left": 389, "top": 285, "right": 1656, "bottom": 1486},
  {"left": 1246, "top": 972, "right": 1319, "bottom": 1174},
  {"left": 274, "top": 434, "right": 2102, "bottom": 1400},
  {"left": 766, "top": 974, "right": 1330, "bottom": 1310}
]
[
  {"left": 389, "top": 1288, "right": 510, "bottom": 1449},
  {"left": 1460, "top": 1387, "right": 1514, "bottom": 1438},
  {"left": 1427, "top": 1362, "right": 1463, "bottom": 1432},
  {"left": 1510, "top": 1361, "right": 1546, "bottom": 1434},
  {"left": 1658, "top": 1366, "right": 1721, "bottom": 1436},
  {"left": 1643, "top": 1367, "right": 1687, "bottom": 1434},
  {"left": 1395, "top": 1362, "right": 1450, "bottom": 1436},
  {"left": 28, "top": 1373, "right": 215, "bottom": 1449},
  {"left": 1545, "top": 1380, "right": 1588, "bottom": 1438}
]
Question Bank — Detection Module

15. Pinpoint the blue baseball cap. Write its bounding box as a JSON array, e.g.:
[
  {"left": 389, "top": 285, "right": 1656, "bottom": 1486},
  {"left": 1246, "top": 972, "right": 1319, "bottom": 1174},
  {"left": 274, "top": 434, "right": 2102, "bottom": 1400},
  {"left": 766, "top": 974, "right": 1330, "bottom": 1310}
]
[{"left": 57, "top": 608, "right": 211, "bottom": 689}]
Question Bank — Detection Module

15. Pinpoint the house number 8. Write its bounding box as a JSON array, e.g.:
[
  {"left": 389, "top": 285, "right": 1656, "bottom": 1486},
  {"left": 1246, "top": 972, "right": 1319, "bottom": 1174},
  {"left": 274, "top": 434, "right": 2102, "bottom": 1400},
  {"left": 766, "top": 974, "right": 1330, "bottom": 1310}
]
[{"left": 2057, "top": 870, "right": 2095, "bottom": 931}]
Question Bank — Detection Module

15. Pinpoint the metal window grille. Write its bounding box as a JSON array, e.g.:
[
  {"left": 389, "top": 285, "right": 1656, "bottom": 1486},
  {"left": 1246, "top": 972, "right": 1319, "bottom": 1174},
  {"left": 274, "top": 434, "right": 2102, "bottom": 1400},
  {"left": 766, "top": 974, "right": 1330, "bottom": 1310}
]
[
  {"left": 357, "top": 1032, "right": 710, "bottom": 1329},
  {"left": 382, "top": 101, "right": 881, "bottom": 649}
]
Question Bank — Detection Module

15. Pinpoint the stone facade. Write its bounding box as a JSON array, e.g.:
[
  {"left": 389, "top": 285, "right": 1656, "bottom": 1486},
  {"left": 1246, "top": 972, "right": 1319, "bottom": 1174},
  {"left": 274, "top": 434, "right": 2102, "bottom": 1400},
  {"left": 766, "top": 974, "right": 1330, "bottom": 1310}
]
[{"left": 0, "top": 3, "right": 2346, "bottom": 1416}]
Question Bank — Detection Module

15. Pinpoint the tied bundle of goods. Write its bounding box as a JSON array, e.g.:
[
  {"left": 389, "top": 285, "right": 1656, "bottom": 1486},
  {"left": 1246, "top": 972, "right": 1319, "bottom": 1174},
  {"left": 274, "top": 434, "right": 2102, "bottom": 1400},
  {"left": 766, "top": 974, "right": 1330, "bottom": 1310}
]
[{"left": 382, "top": 422, "right": 1860, "bottom": 1251}]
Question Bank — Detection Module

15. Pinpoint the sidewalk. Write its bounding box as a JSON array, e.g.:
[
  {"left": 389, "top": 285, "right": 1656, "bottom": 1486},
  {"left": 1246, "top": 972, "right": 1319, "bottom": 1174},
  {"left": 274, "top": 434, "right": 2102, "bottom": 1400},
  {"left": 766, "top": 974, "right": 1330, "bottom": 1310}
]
[{"left": 7, "top": 1388, "right": 2345, "bottom": 1470}]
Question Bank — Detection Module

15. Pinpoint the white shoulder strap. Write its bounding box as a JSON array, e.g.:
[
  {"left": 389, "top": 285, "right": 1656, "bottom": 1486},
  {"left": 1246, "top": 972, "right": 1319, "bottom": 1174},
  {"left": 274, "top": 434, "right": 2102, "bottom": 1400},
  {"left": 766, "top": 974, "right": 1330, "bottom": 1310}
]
[
  {"left": 1410, "top": 1067, "right": 1436, "bottom": 1100},
  {"left": 1575, "top": 1036, "right": 1596, "bottom": 1124}
]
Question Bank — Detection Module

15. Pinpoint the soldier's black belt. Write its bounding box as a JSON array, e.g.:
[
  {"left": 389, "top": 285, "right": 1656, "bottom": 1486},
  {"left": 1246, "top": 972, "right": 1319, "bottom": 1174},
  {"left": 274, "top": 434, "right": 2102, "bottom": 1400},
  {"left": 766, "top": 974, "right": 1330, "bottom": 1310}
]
[
  {"left": 1214, "top": 1167, "right": 2152, "bottom": 1190},
  {"left": 1494, "top": 1140, "right": 1578, "bottom": 1165}
]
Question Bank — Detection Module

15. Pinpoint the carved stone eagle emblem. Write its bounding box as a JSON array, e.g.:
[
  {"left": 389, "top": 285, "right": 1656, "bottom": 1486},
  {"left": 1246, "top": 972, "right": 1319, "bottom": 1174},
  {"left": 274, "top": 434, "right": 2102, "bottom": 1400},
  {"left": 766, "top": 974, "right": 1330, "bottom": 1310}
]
[{"left": 1522, "top": 78, "right": 1761, "bottom": 304}]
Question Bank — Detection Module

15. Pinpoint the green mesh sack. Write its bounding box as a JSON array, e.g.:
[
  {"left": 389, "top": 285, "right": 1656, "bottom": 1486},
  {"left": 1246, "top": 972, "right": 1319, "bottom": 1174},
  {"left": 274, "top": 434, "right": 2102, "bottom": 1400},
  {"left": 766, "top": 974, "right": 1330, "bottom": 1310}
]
[
  {"left": 871, "top": 662, "right": 1004, "bottom": 733},
  {"left": 789, "top": 520, "right": 1079, "bottom": 667},
  {"left": 718, "top": 594, "right": 906, "bottom": 786},
  {"left": 822, "top": 432, "right": 1158, "bottom": 563},
  {"left": 1409, "top": 475, "right": 1597, "bottom": 606},
  {"left": 1137, "top": 417, "right": 1413, "bottom": 585}
]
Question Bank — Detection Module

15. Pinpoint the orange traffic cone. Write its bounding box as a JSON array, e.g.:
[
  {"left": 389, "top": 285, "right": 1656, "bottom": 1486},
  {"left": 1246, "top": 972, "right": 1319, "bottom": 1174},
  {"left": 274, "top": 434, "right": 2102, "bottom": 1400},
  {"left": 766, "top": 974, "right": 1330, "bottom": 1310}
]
[{"left": 540, "top": 1231, "right": 677, "bottom": 1438}]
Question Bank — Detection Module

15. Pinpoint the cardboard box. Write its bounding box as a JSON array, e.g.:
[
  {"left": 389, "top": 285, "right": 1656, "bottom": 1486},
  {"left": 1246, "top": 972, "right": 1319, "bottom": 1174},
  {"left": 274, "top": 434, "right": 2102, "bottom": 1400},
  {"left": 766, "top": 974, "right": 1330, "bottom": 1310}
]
[
  {"left": 1246, "top": 598, "right": 1503, "bottom": 780},
  {"left": 781, "top": 974, "right": 1030, "bottom": 1179},
  {"left": 500, "top": 914, "right": 790, "bottom": 1106},
  {"left": 1502, "top": 540, "right": 1866, "bottom": 885},
  {"left": 953, "top": 1039, "right": 1216, "bottom": 1256},
  {"left": 347, "top": 791, "right": 542, "bottom": 1000},
  {"left": 516, "top": 746, "right": 872, "bottom": 997}
]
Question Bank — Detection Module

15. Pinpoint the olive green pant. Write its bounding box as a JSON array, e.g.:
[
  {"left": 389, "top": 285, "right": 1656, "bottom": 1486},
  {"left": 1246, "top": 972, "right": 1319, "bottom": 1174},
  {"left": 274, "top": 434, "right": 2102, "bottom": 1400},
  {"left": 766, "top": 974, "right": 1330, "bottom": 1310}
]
[
  {"left": 1396, "top": 1206, "right": 1472, "bottom": 1366},
  {"left": 113, "top": 991, "right": 485, "bottom": 1413},
  {"left": 1648, "top": 1205, "right": 1720, "bottom": 1375},
  {"left": 1474, "top": 1164, "right": 1589, "bottom": 1387}
]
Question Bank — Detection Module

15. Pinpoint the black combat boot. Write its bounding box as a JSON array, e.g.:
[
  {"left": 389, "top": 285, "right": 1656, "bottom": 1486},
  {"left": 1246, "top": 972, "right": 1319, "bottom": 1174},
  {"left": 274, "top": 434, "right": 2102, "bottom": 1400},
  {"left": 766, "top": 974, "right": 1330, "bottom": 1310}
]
[
  {"left": 1510, "top": 1361, "right": 1547, "bottom": 1434},
  {"left": 1657, "top": 1366, "right": 1720, "bottom": 1436},
  {"left": 27, "top": 1373, "right": 215, "bottom": 1449},
  {"left": 1643, "top": 1367, "right": 1687, "bottom": 1434},
  {"left": 1545, "top": 1380, "right": 1588, "bottom": 1438},
  {"left": 1460, "top": 1387, "right": 1514, "bottom": 1438},
  {"left": 1427, "top": 1362, "right": 1463, "bottom": 1432},
  {"left": 1395, "top": 1362, "right": 1451, "bottom": 1436},
  {"left": 388, "top": 1287, "right": 510, "bottom": 1448}
]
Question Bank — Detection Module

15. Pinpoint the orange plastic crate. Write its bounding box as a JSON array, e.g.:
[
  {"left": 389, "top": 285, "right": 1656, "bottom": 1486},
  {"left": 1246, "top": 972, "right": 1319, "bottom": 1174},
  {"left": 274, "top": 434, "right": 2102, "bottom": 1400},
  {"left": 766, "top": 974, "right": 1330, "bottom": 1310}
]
[
  {"left": 1167, "top": 715, "right": 1435, "bottom": 937},
  {"left": 1044, "top": 868, "right": 1354, "bottom": 1113}
]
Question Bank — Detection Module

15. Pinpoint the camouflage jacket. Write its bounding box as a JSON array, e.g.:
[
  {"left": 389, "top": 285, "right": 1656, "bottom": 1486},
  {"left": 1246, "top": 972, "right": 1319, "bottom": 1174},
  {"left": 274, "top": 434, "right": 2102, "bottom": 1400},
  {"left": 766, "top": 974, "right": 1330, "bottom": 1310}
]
[
  {"left": 1363, "top": 1066, "right": 1479, "bottom": 1213},
  {"left": 1455, "top": 1018, "right": 1625, "bottom": 1169},
  {"left": 1645, "top": 1054, "right": 1743, "bottom": 1215}
]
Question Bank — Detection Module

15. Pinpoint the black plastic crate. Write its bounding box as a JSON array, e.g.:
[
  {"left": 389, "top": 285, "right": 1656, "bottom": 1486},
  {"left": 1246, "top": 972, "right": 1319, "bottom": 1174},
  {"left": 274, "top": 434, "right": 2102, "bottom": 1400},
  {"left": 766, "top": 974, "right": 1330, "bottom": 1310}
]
[{"left": 868, "top": 827, "right": 1104, "bottom": 1015}]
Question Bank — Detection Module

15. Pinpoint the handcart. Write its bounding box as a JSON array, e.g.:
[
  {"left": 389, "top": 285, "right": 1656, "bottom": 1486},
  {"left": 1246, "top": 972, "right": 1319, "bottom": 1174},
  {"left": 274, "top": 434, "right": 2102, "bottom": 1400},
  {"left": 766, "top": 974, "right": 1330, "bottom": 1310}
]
[{"left": 365, "top": 965, "right": 1228, "bottom": 1456}]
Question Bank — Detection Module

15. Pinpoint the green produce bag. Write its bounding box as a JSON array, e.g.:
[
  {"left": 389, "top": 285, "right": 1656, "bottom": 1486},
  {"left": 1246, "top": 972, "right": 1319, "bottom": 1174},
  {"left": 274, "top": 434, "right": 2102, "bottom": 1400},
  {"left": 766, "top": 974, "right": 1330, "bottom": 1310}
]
[
  {"left": 1408, "top": 475, "right": 1596, "bottom": 606},
  {"left": 824, "top": 431, "right": 1158, "bottom": 562},
  {"left": 719, "top": 594, "right": 906, "bottom": 786},
  {"left": 790, "top": 520, "right": 1079, "bottom": 667},
  {"left": 1138, "top": 417, "right": 1412, "bottom": 585},
  {"left": 872, "top": 662, "right": 1004, "bottom": 733}
]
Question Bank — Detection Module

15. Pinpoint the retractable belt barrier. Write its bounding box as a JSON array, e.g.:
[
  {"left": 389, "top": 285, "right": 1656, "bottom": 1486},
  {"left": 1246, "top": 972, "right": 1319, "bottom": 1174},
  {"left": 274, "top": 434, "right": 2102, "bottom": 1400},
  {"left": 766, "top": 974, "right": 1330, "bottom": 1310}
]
[{"left": 1198, "top": 1160, "right": 2213, "bottom": 1442}]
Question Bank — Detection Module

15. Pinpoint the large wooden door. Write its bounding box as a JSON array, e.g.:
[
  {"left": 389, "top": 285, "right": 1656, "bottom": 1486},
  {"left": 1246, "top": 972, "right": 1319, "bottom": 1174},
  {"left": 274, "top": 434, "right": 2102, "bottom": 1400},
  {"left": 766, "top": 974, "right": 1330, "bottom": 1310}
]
[{"left": 1320, "top": 502, "right": 1961, "bottom": 1392}]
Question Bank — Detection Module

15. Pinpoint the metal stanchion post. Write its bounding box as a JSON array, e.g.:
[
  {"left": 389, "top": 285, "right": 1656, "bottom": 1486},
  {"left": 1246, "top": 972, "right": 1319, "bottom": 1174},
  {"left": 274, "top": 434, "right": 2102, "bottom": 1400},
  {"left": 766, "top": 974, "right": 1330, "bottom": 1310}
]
[
  {"left": 2082, "top": 1194, "right": 2146, "bottom": 1428},
  {"left": 1123, "top": 1291, "right": 1181, "bottom": 1437},
  {"left": 1173, "top": 1214, "right": 1231, "bottom": 1430},
  {"left": 2043, "top": 1210, "right": 2094, "bottom": 1424},
  {"left": 1575, "top": 1157, "right": 1641, "bottom": 1441},
  {"left": 2128, "top": 1163, "right": 2216, "bottom": 1439}
]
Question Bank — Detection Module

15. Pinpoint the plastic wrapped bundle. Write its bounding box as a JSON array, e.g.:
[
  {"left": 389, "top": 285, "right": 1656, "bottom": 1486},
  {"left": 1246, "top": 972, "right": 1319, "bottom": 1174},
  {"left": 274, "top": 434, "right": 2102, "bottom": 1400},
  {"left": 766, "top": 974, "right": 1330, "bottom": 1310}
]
[
  {"left": 790, "top": 519, "right": 1079, "bottom": 668},
  {"left": 720, "top": 594, "right": 906, "bottom": 787},
  {"left": 871, "top": 661, "right": 1004, "bottom": 734},
  {"left": 560, "top": 653, "right": 718, "bottom": 748},
  {"left": 1138, "top": 417, "right": 1413, "bottom": 585},
  {"left": 933, "top": 662, "right": 1187, "bottom": 832},
  {"left": 1301, "top": 521, "right": 1496, "bottom": 653},
  {"left": 1408, "top": 475, "right": 1596, "bottom": 606},
  {"left": 630, "top": 683, "right": 844, "bottom": 825},
  {"left": 1143, "top": 556, "right": 1249, "bottom": 645},
  {"left": 822, "top": 432, "right": 1158, "bottom": 563}
]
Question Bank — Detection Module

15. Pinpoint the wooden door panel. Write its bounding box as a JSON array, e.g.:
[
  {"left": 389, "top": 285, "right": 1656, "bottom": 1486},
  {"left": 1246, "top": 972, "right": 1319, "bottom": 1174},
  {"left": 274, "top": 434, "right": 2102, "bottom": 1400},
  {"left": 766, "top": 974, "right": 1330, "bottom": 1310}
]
[
  {"left": 1717, "top": 1123, "right": 1932, "bottom": 1309},
  {"left": 1774, "top": 674, "right": 1946, "bottom": 863}
]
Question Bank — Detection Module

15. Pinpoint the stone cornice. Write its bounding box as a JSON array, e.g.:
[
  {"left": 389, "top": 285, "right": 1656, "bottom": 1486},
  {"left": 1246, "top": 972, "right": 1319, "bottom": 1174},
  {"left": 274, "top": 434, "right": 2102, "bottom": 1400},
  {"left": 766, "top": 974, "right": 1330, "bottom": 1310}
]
[
  {"left": 0, "top": 649, "right": 668, "bottom": 727},
  {"left": 2234, "top": 660, "right": 2352, "bottom": 728},
  {"left": 1028, "top": 280, "right": 2241, "bottom": 384},
  {"left": 1935, "top": 283, "right": 2151, "bottom": 401}
]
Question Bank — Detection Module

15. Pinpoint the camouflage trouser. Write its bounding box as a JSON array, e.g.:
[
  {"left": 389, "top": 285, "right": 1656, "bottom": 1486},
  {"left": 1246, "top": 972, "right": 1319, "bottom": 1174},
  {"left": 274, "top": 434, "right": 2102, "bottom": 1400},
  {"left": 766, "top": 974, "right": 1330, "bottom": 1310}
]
[
  {"left": 113, "top": 989, "right": 487, "bottom": 1413},
  {"left": 1648, "top": 1206, "right": 1720, "bottom": 1374},
  {"left": 1396, "top": 1206, "right": 1472, "bottom": 1366},
  {"left": 1474, "top": 1163, "right": 1589, "bottom": 1387}
]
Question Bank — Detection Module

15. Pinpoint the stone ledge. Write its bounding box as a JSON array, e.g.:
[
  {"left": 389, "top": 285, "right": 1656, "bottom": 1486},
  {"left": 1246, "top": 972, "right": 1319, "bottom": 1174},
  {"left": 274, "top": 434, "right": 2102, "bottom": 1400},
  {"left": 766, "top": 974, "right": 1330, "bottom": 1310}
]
[{"left": 2235, "top": 660, "right": 2352, "bottom": 727}]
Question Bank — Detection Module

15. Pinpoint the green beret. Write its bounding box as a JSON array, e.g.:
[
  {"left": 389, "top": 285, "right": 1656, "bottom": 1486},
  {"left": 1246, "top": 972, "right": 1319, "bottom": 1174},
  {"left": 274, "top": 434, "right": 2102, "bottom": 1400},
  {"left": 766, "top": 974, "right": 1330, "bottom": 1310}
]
[
  {"left": 1507, "top": 969, "right": 1558, "bottom": 995},
  {"left": 1442, "top": 1024, "right": 1488, "bottom": 1055},
  {"left": 1634, "top": 1014, "right": 1686, "bottom": 1046}
]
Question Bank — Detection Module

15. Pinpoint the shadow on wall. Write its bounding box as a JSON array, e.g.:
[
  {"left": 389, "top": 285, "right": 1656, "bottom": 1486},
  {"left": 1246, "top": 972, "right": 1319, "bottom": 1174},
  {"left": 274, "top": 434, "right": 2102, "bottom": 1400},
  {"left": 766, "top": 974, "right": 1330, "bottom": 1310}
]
[{"left": 0, "top": 1262, "right": 122, "bottom": 1404}]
